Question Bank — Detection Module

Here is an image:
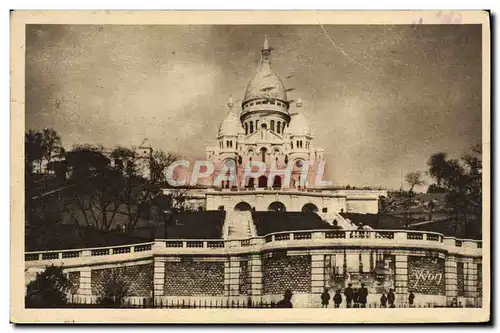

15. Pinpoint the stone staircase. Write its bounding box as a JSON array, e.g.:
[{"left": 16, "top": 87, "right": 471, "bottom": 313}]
[
  {"left": 318, "top": 212, "right": 358, "bottom": 230},
  {"left": 223, "top": 210, "right": 256, "bottom": 240}
]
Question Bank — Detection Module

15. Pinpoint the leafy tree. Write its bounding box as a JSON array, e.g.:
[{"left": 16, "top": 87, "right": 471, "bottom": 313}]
[
  {"left": 427, "top": 184, "right": 447, "bottom": 193},
  {"left": 425, "top": 145, "right": 482, "bottom": 237},
  {"left": 427, "top": 152, "right": 448, "bottom": 188},
  {"left": 25, "top": 265, "right": 71, "bottom": 307}
]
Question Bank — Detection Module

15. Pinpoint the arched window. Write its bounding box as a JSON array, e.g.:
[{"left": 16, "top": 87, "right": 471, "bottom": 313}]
[
  {"left": 245, "top": 123, "right": 248, "bottom": 135},
  {"left": 282, "top": 123, "right": 285, "bottom": 133},
  {"left": 291, "top": 141, "right": 293, "bottom": 149},
  {"left": 234, "top": 202, "right": 252, "bottom": 211},
  {"left": 272, "top": 175, "right": 282, "bottom": 188},
  {"left": 258, "top": 175, "right": 268, "bottom": 188},
  {"left": 250, "top": 121, "right": 254, "bottom": 134},
  {"left": 260, "top": 147, "right": 267, "bottom": 163},
  {"left": 271, "top": 120, "right": 275, "bottom": 131},
  {"left": 246, "top": 177, "right": 255, "bottom": 188},
  {"left": 302, "top": 203, "right": 319, "bottom": 213},
  {"left": 268, "top": 201, "right": 286, "bottom": 212},
  {"left": 277, "top": 121, "right": 281, "bottom": 133}
]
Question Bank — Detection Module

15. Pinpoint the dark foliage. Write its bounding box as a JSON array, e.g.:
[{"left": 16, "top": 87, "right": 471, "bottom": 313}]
[{"left": 25, "top": 265, "right": 71, "bottom": 308}]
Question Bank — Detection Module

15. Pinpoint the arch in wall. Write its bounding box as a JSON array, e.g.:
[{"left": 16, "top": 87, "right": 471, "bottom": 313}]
[
  {"left": 234, "top": 201, "right": 252, "bottom": 211},
  {"left": 258, "top": 175, "right": 268, "bottom": 188},
  {"left": 302, "top": 203, "right": 319, "bottom": 213},
  {"left": 268, "top": 201, "right": 286, "bottom": 212}
]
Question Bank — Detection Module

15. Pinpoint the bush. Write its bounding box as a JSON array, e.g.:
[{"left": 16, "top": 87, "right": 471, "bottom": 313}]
[
  {"left": 25, "top": 265, "right": 71, "bottom": 308},
  {"left": 95, "top": 268, "right": 130, "bottom": 307}
]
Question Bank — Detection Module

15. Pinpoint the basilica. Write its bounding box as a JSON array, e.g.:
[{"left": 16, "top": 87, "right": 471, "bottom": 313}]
[{"left": 171, "top": 36, "right": 386, "bottom": 217}]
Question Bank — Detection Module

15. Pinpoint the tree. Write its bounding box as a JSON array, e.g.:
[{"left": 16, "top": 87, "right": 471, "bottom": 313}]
[
  {"left": 427, "top": 184, "right": 446, "bottom": 193},
  {"left": 425, "top": 145, "right": 482, "bottom": 238},
  {"left": 404, "top": 171, "right": 426, "bottom": 228},
  {"left": 25, "top": 265, "right": 71, "bottom": 307},
  {"left": 376, "top": 195, "right": 388, "bottom": 228},
  {"left": 150, "top": 149, "right": 178, "bottom": 184},
  {"left": 25, "top": 129, "right": 44, "bottom": 174},
  {"left": 427, "top": 152, "right": 448, "bottom": 188},
  {"left": 41, "top": 128, "right": 63, "bottom": 165},
  {"left": 66, "top": 145, "right": 123, "bottom": 232}
]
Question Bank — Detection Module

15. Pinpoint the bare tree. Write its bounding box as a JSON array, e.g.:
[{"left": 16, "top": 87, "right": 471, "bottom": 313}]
[
  {"left": 150, "top": 149, "right": 178, "bottom": 184},
  {"left": 404, "top": 171, "right": 426, "bottom": 228}
]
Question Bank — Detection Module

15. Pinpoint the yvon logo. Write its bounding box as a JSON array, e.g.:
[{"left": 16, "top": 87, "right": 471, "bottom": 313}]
[{"left": 411, "top": 269, "right": 443, "bottom": 289}]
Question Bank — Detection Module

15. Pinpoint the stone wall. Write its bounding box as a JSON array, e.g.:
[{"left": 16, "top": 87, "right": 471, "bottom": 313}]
[
  {"left": 407, "top": 257, "right": 445, "bottom": 296},
  {"left": 205, "top": 190, "right": 378, "bottom": 214},
  {"left": 90, "top": 264, "right": 153, "bottom": 297},
  {"left": 239, "top": 259, "right": 251, "bottom": 295},
  {"left": 164, "top": 260, "right": 224, "bottom": 296},
  {"left": 68, "top": 271, "right": 80, "bottom": 294},
  {"left": 262, "top": 253, "right": 311, "bottom": 294}
]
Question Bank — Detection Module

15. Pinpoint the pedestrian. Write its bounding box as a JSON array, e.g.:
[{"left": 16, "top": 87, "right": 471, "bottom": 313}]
[
  {"left": 380, "top": 293, "right": 388, "bottom": 308},
  {"left": 344, "top": 283, "right": 354, "bottom": 308},
  {"left": 333, "top": 289, "right": 342, "bottom": 308},
  {"left": 408, "top": 291, "right": 415, "bottom": 307},
  {"left": 387, "top": 288, "right": 395, "bottom": 308},
  {"left": 276, "top": 289, "right": 293, "bottom": 308},
  {"left": 321, "top": 288, "right": 331, "bottom": 308},
  {"left": 358, "top": 283, "right": 368, "bottom": 308},
  {"left": 353, "top": 288, "right": 359, "bottom": 308}
]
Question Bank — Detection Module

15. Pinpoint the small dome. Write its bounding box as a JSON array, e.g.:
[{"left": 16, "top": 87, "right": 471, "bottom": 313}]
[
  {"left": 288, "top": 112, "right": 311, "bottom": 136},
  {"left": 218, "top": 111, "right": 243, "bottom": 137},
  {"left": 243, "top": 63, "right": 287, "bottom": 102}
]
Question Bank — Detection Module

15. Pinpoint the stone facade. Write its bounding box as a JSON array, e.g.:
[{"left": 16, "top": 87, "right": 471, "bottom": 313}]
[{"left": 25, "top": 230, "right": 483, "bottom": 308}]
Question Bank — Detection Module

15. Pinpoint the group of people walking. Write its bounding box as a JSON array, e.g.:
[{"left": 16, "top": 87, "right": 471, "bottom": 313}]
[
  {"left": 275, "top": 285, "right": 416, "bottom": 308},
  {"left": 321, "top": 283, "right": 416, "bottom": 308}
]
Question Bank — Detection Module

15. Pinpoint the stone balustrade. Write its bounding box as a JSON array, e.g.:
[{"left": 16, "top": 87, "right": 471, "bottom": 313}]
[{"left": 25, "top": 229, "right": 481, "bottom": 269}]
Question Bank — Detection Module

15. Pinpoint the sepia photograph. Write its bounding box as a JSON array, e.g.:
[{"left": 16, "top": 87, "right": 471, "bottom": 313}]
[{"left": 10, "top": 10, "right": 490, "bottom": 323}]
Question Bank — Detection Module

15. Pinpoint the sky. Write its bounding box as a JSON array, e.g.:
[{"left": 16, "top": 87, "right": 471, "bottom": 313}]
[{"left": 25, "top": 24, "right": 482, "bottom": 190}]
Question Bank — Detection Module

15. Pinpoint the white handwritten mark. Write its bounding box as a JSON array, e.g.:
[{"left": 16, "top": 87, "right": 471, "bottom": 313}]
[
  {"left": 412, "top": 269, "right": 443, "bottom": 289},
  {"left": 319, "top": 24, "right": 370, "bottom": 70},
  {"left": 436, "top": 11, "right": 463, "bottom": 24}
]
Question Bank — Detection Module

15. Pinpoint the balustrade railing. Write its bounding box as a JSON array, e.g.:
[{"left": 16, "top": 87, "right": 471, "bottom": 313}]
[{"left": 24, "top": 229, "right": 481, "bottom": 263}]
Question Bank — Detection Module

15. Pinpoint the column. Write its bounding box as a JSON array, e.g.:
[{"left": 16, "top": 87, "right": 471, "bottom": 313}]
[
  {"left": 290, "top": 195, "right": 298, "bottom": 212},
  {"left": 250, "top": 254, "right": 262, "bottom": 302},
  {"left": 394, "top": 254, "right": 408, "bottom": 304},
  {"left": 78, "top": 266, "right": 92, "bottom": 304},
  {"left": 153, "top": 256, "right": 166, "bottom": 304},
  {"left": 226, "top": 256, "right": 240, "bottom": 299},
  {"left": 311, "top": 253, "right": 325, "bottom": 301},
  {"left": 464, "top": 261, "right": 477, "bottom": 303},
  {"left": 445, "top": 255, "right": 458, "bottom": 305}
]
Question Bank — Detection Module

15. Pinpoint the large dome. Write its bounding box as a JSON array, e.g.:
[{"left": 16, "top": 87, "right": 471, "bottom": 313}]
[
  {"left": 243, "top": 63, "right": 287, "bottom": 102},
  {"left": 218, "top": 111, "right": 243, "bottom": 137},
  {"left": 288, "top": 112, "right": 312, "bottom": 137},
  {"left": 242, "top": 36, "right": 287, "bottom": 104}
]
